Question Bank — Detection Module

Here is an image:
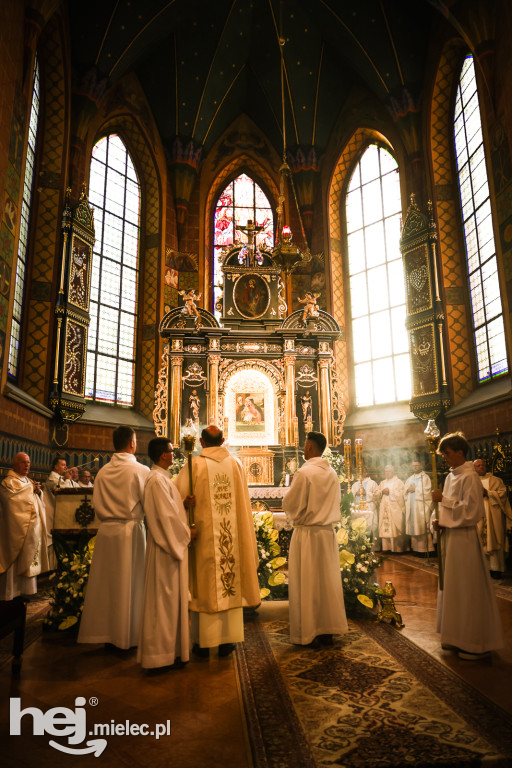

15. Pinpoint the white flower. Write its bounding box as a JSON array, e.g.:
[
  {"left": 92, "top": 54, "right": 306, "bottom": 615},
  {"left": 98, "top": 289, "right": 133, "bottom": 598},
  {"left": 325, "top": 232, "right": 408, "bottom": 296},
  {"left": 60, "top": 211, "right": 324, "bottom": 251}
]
[
  {"left": 59, "top": 608, "right": 64, "bottom": 613},
  {"left": 57, "top": 583, "right": 63, "bottom": 589},
  {"left": 62, "top": 558, "right": 69, "bottom": 563},
  {"left": 65, "top": 597, "right": 70, "bottom": 603},
  {"left": 343, "top": 578, "right": 348, "bottom": 583},
  {"left": 354, "top": 588, "right": 359, "bottom": 593}
]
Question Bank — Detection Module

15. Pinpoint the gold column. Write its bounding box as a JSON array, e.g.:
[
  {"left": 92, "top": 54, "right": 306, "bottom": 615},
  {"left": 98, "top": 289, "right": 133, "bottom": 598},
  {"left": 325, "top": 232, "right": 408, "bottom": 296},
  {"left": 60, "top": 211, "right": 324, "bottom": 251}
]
[
  {"left": 208, "top": 354, "right": 221, "bottom": 426},
  {"left": 169, "top": 355, "right": 183, "bottom": 445},
  {"left": 284, "top": 354, "right": 296, "bottom": 445},
  {"left": 318, "top": 357, "right": 332, "bottom": 443}
]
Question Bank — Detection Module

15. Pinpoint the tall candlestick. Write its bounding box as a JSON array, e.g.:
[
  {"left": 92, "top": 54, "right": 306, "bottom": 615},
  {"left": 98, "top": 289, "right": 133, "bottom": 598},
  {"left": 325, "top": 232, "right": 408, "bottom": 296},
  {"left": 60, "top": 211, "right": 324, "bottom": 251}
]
[
  {"left": 355, "top": 438, "right": 366, "bottom": 509},
  {"left": 425, "top": 419, "right": 443, "bottom": 590},
  {"left": 344, "top": 439, "right": 352, "bottom": 483}
]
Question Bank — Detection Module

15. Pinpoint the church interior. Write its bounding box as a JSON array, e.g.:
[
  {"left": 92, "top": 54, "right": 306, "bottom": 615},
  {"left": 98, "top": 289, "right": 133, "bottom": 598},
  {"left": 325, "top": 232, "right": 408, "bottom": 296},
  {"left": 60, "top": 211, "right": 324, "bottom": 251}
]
[{"left": 1, "top": 0, "right": 512, "bottom": 765}]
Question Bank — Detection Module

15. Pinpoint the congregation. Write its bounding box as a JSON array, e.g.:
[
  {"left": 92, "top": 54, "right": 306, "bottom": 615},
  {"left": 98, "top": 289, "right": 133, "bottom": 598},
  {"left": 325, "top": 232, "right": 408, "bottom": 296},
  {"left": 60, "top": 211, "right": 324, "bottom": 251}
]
[{"left": 0, "top": 427, "right": 509, "bottom": 667}]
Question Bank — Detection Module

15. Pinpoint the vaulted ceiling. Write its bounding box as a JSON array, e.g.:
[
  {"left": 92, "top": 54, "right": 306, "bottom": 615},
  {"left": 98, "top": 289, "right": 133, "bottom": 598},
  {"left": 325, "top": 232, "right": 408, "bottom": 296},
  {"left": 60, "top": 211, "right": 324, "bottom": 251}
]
[{"left": 67, "top": 0, "right": 462, "bottom": 158}]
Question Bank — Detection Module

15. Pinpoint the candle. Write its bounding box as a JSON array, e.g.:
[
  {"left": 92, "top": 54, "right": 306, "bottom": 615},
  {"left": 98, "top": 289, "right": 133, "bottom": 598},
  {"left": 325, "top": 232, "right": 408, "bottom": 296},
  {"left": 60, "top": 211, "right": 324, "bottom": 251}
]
[
  {"left": 293, "top": 417, "right": 299, "bottom": 446},
  {"left": 355, "top": 438, "right": 363, "bottom": 465}
]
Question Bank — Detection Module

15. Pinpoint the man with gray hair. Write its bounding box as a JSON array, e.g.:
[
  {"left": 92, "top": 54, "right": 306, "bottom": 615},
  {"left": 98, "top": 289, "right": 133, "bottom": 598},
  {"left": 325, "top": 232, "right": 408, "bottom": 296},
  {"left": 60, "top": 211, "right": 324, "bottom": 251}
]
[
  {"left": 0, "top": 453, "right": 48, "bottom": 600},
  {"left": 375, "top": 465, "right": 408, "bottom": 552}
]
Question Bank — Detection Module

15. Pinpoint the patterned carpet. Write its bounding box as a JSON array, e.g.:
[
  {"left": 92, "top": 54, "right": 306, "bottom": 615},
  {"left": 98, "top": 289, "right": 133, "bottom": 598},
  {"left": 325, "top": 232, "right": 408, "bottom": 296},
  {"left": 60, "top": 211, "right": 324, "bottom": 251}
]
[{"left": 236, "top": 615, "right": 512, "bottom": 767}]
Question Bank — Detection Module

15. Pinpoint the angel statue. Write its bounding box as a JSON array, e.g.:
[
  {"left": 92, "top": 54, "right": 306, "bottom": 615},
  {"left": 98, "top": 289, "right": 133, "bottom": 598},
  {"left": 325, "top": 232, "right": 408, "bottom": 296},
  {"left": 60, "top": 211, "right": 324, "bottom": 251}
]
[
  {"left": 179, "top": 289, "right": 202, "bottom": 319},
  {"left": 297, "top": 291, "right": 320, "bottom": 325}
]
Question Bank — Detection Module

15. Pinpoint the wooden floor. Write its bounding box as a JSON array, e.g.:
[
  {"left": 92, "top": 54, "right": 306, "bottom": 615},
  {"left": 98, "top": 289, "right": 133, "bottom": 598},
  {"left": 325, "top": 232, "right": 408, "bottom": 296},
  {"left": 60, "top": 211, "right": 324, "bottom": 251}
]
[{"left": 1, "top": 557, "right": 511, "bottom": 767}]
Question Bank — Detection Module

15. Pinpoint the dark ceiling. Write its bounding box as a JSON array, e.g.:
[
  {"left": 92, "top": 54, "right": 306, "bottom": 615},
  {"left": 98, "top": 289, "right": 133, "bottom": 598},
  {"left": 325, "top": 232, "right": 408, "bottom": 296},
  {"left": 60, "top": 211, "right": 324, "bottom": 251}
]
[{"left": 68, "top": 0, "right": 447, "bottom": 158}]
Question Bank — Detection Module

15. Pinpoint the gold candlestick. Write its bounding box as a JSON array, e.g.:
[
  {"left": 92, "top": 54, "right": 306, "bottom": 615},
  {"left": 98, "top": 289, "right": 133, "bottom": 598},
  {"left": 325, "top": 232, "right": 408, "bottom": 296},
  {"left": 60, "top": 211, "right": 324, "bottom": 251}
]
[
  {"left": 344, "top": 439, "right": 352, "bottom": 483},
  {"left": 279, "top": 420, "right": 287, "bottom": 486},
  {"left": 293, "top": 416, "right": 299, "bottom": 469},
  {"left": 355, "top": 438, "right": 367, "bottom": 510},
  {"left": 424, "top": 419, "right": 443, "bottom": 591},
  {"left": 182, "top": 418, "right": 197, "bottom": 597}
]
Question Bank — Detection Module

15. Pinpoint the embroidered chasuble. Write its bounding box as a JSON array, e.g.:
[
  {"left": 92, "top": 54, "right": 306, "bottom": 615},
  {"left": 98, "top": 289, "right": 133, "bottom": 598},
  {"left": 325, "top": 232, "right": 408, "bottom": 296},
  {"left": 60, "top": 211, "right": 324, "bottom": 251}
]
[{"left": 174, "top": 446, "right": 260, "bottom": 646}]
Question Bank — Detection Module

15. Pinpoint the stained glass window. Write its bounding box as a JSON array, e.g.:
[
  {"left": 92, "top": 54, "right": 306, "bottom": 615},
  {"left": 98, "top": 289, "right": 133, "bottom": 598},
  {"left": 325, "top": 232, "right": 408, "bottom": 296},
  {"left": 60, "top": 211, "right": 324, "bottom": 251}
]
[
  {"left": 346, "top": 144, "right": 410, "bottom": 406},
  {"left": 454, "top": 55, "right": 508, "bottom": 382},
  {"left": 8, "top": 56, "right": 40, "bottom": 379},
  {"left": 213, "top": 173, "right": 274, "bottom": 317},
  {"left": 86, "top": 135, "right": 140, "bottom": 405}
]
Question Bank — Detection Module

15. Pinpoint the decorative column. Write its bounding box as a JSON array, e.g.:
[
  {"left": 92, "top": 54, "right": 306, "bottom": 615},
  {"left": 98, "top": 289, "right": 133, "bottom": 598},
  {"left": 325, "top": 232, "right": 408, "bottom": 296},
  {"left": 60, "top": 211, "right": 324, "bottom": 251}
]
[
  {"left": 169, "top": 355, "right": 183, "bottom": 446},
  {"left": 318, "top": 357, "right": 332, "bottom": 444},
  {"left": 208, "top": 354, "right": 221, "bottom": 426},
  {"left": 284, "top": 353, "right": 296, "bottom": 445}
]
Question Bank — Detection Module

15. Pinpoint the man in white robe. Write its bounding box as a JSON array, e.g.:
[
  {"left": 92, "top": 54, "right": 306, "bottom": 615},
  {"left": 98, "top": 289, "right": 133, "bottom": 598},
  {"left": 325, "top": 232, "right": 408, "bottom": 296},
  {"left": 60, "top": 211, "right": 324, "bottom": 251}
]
[
  {"left": 0, "top": 453, "right": 49, "bottom": 600},
  {"left": 78, "top": 426, "right": 149, "bottom": 649},
  {"left": 474, "top": 458, "right": 512, "bottom": 578},
  {"left": 43, "top": 457, "right": 72, "bottom": 543},
  {"left": 174, "top": 425, "right": 260, "bottom": 657},
  {"left": 374, "top": 465, "right": 408, "bottom": 552},
  {"left": 404, "top": 460, "right": 434, "bottom": 554},
  {"left": 351, "top": 468, "right": 379, "bottom": 540},
  {"left": 78, "top": 470, "right": 93, "bottom": 488},
  {"left": 432, "top": 433, "right": 504, "bottom": 659},
  {"left": 283, "top": 431, "right": 348, "bottom": 647},
  {"left": 138, "top": 438, "right": 192, "bottom": 670}
]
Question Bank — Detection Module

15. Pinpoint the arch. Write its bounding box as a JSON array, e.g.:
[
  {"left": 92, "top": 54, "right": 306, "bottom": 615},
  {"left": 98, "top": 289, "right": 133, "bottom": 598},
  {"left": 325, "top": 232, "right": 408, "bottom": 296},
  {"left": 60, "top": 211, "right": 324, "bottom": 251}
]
[
  {"left": 220, "top": 362, "right": 284, "bottom": 447},
  {"left": 327, "top": 127, "right": 396, "bottom": 412},
  {"left": 429, "top": 39, "right": 473, "bottom": 403},
  {"left": 91, "top": 111, "right": 162, "bottom": 417},
  {"left": 203, "top": 154, "right": 280, "bottom": 309}
]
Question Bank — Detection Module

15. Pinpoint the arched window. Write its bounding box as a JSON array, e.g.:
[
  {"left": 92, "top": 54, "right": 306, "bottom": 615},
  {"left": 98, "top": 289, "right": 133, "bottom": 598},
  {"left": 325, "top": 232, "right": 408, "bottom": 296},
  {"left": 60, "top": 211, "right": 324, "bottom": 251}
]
[
  {"left": 213, "top": 173, "right": 274, "bottom": 317},
  {"left": 346, "top": 144, "right": 410, "bottom": 406},
  {"left": 86, "top": 135, "right": 140, "bottom": 405},
  {"left": 454, "top": 54, "right": 508, "bottom": 382},
  {"left": 8, "top": 56, "right": 40, "bottom": 379}
]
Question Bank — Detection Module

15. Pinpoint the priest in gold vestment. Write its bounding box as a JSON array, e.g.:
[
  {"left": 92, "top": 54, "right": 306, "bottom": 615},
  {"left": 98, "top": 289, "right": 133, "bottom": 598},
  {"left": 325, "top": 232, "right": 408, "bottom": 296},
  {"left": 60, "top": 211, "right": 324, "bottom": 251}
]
[
  {"left": 0, "top": 452, "right": 48, "bottom": 600},
  {"left": 174, "top": 426, "right": 260, "bottom": 656}
]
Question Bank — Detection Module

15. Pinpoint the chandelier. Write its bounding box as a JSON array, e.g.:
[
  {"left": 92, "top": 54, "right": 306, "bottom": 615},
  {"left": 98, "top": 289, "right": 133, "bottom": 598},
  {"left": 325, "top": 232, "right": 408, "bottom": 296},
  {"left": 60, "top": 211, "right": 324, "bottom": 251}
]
[{"left": 271, "top": 35, "right": 310, "bottom": 276}]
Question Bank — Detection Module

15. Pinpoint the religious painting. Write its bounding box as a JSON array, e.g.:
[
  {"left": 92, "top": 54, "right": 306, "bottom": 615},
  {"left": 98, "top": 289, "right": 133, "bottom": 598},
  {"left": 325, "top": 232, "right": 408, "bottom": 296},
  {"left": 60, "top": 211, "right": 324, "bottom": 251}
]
[
  {"left": 235, "top": 393, "right": 265, "bottom": 433},
  {"left": 233, "top": 273, "right": 270, "bottom": 319},
  {"left": 164, "top": 266, "right": 178, "bottom": 288}
]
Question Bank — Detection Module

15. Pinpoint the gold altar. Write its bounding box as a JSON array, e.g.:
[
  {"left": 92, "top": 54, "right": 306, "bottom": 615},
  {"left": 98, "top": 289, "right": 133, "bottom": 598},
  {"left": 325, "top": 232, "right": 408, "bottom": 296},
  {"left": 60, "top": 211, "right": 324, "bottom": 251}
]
[{"left": 153, "top": 234, "right": 345, "bottom": 478}]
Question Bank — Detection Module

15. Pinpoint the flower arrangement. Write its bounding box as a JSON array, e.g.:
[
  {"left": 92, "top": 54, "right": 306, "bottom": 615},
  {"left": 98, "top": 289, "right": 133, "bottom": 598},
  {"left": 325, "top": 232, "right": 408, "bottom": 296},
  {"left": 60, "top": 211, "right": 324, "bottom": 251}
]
[
  {"left": 336, "top": 492, "right": 383, "bottom": 616},
  {"left": 44, "top": 535, "right": 96, "bottom": 631},
  {"left": 323, "top": 447, "right": 346, "bottom": 481},
  {"left": 253, "top": 511, "right": 287, "bottom": 600}
]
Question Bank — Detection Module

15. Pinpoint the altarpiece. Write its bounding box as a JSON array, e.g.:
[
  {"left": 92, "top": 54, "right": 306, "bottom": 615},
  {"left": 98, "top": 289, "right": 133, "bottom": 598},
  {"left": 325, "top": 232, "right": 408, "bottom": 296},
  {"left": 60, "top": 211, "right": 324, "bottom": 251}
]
[{"left": 154, "top": 233, "right": 345, "bottom": 485}]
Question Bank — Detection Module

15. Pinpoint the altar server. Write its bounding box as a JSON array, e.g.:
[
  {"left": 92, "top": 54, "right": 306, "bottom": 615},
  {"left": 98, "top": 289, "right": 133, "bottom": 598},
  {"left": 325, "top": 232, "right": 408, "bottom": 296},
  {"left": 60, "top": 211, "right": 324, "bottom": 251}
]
[
  {"left": 351, "top": 468, "right": 379, "bottom": 539},
  {"left": 374, "top": 465, "right": 408, "bottom": 552},
  {"left": 432, "top": 432, "right": 504, "bottom": 659},
  {"left": 174, "top": 425, "right": 260, "bottom": 657},
  {"left": 78, "top": 426, "right": 149, "bottom": 649},
  {"left": 404, "top": 460, "right": 434, "bottom": 554},
  {"left": 0, "top": 453, "right": 48, "bottom": 600},
  {"left": 138, "top": 438, "right": 192, "bottom": 670},
  {"left": 283, "top": 431, "right": 348, "bottom": 647}
]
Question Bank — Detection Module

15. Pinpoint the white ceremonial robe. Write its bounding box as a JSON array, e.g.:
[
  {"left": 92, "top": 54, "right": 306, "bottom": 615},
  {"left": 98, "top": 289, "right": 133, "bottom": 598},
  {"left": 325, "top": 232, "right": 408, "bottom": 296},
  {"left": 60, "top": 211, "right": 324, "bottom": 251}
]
[
  {"left": 138, "top": 465, "right": 191, "bottom": 669},
  {"left": 174, "top": 446, "right": 260, "bottom": 648},
  {"left": 375, "top": 475, "right": 408, "bottom": 552},
  {"left": 283, "top": 457, "right": 348, "bottom": 645},
  {"left": 477, "top": 473, "right": 512, "bottom": 573},
  {"left": 351, "top": 477, "right": 379, "bottom": 537},
  {"left": 404, "top": 471, "right": 434, "bottom": 552},
  {"left": 0, "top": 471, "right": 49, "bottom": 600},
  {"left": 78, "top": 453, "right": 149, "bottom": 649},
  {"left": 437, "top": 461, "right": 504, "bottom": 653}
]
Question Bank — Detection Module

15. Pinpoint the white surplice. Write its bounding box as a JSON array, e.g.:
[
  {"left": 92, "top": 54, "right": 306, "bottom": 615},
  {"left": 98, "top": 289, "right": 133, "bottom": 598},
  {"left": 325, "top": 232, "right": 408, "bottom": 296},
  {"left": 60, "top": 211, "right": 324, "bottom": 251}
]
[
  {"left": 375, "top": 475, "right": 408, "bottom": 552},
  {"left": 138, "top": 465, "right": 191, "bottom": 669},
  {"left": 437, "top": 461, "right": 504, "bottom": 653},
  {"left": 283, "top": 457, "right": 348, "bottom": 645},
  {"left": 78, "top": 453, "right": 149, "bottom": 649},
  {"left": 404, "top": 471, "right": 434, "bottom": 552}
]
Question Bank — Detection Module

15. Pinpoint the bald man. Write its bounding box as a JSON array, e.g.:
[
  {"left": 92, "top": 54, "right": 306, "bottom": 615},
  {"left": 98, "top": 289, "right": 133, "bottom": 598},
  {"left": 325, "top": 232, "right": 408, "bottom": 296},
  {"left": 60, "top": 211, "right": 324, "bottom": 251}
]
[
  {"left": 474, "top": 458, "right": 512, "bottom": 578},
  {"left": 0, "top": 453, "right": 49, "bottom": 600},
  {"left": 174, "top": 425, "right": 260, "bottom": 657}
]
